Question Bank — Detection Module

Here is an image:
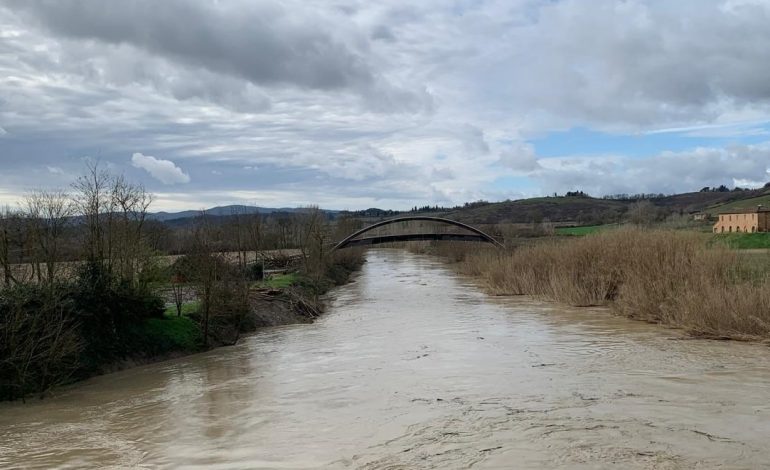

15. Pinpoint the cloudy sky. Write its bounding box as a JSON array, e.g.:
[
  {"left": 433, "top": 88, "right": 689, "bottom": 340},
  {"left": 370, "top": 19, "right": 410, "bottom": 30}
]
[{"left": 2, "top": 0, "right": 770, "bottom": 211}]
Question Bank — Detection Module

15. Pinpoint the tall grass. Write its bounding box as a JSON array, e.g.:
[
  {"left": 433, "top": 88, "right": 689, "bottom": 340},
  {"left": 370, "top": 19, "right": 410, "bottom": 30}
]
[{"left": 452, "top": 228, "right": 770, "bottom": 339}]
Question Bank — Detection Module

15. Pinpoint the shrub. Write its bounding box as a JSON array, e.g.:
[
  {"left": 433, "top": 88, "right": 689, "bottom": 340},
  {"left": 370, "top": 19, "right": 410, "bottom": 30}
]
[
  {"left": 245, "top": 262, "right": 264, "bottom": 281},
  {"left": 130, "top": 316, "right": 202, "bottom": 355},
  {"left": 0, "top": 284, "right": 82, "bottom": 401},
  {"left": 456, "top": 228, "right": 770, "bottom": 339},
  {"left": 71, "top": 262, "right": 165, "bottom": 373}
]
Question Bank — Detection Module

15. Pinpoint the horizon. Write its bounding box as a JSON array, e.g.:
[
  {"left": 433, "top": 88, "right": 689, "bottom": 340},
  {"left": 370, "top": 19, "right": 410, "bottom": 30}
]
[{"left": 2, "top": 1, "right": 770, "bottom": 212}]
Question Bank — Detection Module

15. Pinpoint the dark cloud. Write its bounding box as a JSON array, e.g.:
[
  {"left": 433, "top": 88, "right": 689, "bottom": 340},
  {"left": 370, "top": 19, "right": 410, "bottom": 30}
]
[
  {"left": 10, "top": 0, "right": 372, "bottom": 90},
  {"left": 2, "top": 0, "right": 770, "bottom": 210}
]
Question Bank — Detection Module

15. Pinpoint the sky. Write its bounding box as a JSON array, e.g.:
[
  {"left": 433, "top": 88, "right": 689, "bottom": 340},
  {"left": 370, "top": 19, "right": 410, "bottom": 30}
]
[{"left": 1, "top": 0, "right": 770, "bottom": 211}]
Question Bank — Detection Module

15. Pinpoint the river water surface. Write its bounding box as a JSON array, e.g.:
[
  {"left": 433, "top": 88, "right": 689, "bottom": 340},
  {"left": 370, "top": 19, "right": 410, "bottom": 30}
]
[{"left": 2, "top": 249, "right": 770, "bottom": 469}]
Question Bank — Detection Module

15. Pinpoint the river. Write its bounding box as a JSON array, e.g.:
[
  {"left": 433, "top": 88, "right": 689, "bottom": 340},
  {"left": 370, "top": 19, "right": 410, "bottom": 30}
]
[{"left": 2, "top": 249, "right": 770, "bottom": 469}]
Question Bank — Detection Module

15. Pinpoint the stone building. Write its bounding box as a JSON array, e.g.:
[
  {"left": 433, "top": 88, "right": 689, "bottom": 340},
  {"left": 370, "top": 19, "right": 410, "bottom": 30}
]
[{"left": 712, "top": 206, "right": 770, "bottom": 233}]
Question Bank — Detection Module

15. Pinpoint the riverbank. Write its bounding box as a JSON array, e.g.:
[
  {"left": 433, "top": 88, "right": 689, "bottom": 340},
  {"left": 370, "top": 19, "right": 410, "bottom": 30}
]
[
  {"left": 414, "top": 228, "right": 770, "bottom": 342},
  {"left": 0, "top": 252, "right": 364, "bottom": 402}
]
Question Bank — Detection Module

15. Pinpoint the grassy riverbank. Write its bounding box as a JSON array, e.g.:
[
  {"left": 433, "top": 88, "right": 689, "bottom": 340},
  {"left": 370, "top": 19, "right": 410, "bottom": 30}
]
[
  {"left": 424, "top": 229, "right": 770, "bottom": 341},
  {"left": 0, "top": 251, "right": 363, "bottom": 402}
]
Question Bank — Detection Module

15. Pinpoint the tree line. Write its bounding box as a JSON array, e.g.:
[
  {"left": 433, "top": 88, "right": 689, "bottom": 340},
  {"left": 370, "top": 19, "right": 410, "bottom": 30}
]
[{"left": 0, "top": 162, "right": 364, "bottom": 401}]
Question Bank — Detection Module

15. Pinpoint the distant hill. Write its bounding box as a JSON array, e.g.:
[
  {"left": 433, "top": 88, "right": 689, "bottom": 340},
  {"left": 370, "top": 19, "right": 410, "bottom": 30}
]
[
  {"left": 149, "top": 205, "right": 339, "bottom": 222},
  {"left": 437, "top": 187, "right": 770, "bottom": 224},
  {"left": 440, "top": 196, "right": 628, "bottom": 225},
  {"left": 146, "top": 186, "right": 770, "bottom": 228}
]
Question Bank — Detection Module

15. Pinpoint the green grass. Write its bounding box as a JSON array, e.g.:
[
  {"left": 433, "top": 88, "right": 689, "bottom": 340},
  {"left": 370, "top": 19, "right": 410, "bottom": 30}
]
[
  {"left": 556, "top": 225, "right": 610, "bottom": 236},
  {"left": 164, "top": 301, "right": 200, "bottom": 317},
  {"left": 135, "top": 316, "right": 203, "bottom": 353},
  {"left": 713, "top": 233, "right": 770, "bottom": 250},
  {"left": 260, "top": 273, "right": 297, "bottom": 289}
]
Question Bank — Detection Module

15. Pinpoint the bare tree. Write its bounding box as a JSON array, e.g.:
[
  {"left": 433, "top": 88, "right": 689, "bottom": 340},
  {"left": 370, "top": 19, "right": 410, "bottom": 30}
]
[
  {"left": 628, "top": 200, "right": 660, "bottom": 227},
  {"left": 71, "top": 163, "right": 155, "bottom": 285},
  {"left": 170, "top": 272, "right": 187, "bottom": 317},
  {"left": 0, "top": 208, "right": 31, "bottom": 286},
  {"left": 0, "top": 290, "right": 82, "bottom": 401},
  {"left": 188, "top": 213, "right": 219, "bottom": 347},
  {"left": 297, "top": 207, "right": 329, "bottom": 303},
  {"left": 71, "top": 161, "right": 113, "bottom": 264},
  {"left": 111, "top": 175, "right": 153, "bottom": 285},
  {"left": 0, "top": 207, "right": 16, "bottom": 286},
  {"left": 23, "top": 190, "right": 75, "bottom": 286}
]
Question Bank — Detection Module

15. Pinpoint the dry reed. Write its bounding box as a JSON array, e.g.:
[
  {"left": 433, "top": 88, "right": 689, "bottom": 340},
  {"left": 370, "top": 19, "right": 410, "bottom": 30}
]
[{"left": 451, "top": 228, "right": 770, "bottom": 340}]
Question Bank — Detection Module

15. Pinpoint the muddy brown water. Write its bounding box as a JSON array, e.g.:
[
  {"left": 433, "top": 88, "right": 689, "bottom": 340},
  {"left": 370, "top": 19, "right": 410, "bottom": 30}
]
[{"left": 2, "top": 249, "right": 770, "bottom": 469}]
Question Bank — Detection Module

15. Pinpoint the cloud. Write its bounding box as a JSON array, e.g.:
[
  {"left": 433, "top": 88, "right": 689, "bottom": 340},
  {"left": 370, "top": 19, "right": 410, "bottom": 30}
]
[
  {"left": 10, "top": 1, "right": 368, "bottom": 89},
  {"left": 3, "top": 1, "right": 770, "bottom": 210},
  {"left": 498, "top": 142, "right": 540, "bottom": 172},
  {"left": 8, "top": 0, "right": 429, "bottom": 113},
  {"left": 131, "top": 153, "right": 190, "bottom": 185},
  {"left": 426, "top": 0, "right": 770, "bottom": 130},
  {"left": 534, "top": 144, "right": 770, "bottom": 196}
]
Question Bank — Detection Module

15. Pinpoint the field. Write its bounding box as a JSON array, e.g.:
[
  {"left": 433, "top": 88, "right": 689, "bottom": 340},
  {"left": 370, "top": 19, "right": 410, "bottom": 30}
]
[
  {"left": 712, "top": 233, "right": 770, "bottom": 249},
  {"left": 555, "top": 225, "right": 613, "bottom": 236}
]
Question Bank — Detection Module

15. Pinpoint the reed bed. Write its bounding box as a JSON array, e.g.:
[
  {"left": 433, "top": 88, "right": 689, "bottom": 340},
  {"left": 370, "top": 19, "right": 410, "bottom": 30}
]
[{"left": 444, "top": 229, "right": 770, "bottom": 340}]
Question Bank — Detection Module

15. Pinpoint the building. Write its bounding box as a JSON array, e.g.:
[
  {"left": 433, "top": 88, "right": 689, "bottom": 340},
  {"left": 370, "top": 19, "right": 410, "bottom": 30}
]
[
  {"left": 692, "top": 212, "right": 710, "bottom": 221},
  {"left": 713, "top": 206, "right": 770, "bottom": 233}
]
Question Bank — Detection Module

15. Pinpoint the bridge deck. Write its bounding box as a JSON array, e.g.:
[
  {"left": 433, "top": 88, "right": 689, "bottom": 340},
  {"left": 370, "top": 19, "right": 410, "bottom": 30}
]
[
  {"left": 332, "top": 216, "right": 504, "bottom": 250},
  {"left": 341, "top": 233, "right": 491, "bottom": 248}
]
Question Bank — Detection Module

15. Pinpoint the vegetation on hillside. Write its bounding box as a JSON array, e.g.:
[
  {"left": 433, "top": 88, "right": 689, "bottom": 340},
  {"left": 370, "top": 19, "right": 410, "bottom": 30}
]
[{"left": 707, "top": 194, "right": 770, "bottom": 214}]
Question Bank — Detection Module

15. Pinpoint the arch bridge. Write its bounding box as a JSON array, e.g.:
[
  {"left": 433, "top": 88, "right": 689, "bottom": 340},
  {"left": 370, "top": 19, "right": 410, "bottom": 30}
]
[{"left": 332, "top": 216, "right": 504, "bottom": 251}]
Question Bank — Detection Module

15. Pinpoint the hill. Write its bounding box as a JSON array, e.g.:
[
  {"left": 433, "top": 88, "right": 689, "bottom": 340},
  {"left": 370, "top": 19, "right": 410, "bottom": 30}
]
[
  {"left": 654, "top": 187, "right": 770, "bottom": 213},
  {"left": 441, "top": 187, "right": 770, "bottom": 225},
  {"left": 442, "top": 196, "right": 629, "bottom": 225},
  {"left": 146, "top": 186, "right": 770, "bottom": 228},
  {"left": 150, "top": 205, "right": 339, "bottom": 222},
  {"left": 708, "top": 193, "right": 770, "bottom": 213}
]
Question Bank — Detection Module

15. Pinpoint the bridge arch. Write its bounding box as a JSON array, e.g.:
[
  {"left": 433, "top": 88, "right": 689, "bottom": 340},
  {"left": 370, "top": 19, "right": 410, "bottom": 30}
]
[{"left": 332, "top": 216, "right": 504, "bottom": 251}]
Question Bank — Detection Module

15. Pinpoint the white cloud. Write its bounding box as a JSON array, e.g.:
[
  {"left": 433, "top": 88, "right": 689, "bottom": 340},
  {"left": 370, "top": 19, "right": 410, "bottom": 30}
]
[
  {"left": 131, "top": 153, "right": 190, "bottom": 185},
  {"left": 498, "top": 142, "right": 540, "bottom": 172},
  {"left": 534, "top": 144, "right": 770, "bottom": 196},
  {"left": 46, "top": 166, "right": 64, "bottom": 174},
  {"left": 0, "top": 126, "right": 7, "bottom": 136}
]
